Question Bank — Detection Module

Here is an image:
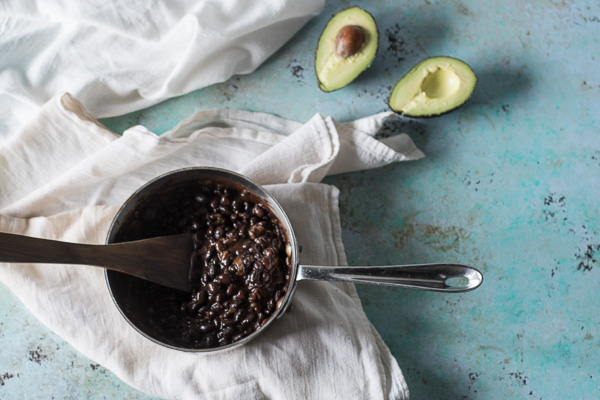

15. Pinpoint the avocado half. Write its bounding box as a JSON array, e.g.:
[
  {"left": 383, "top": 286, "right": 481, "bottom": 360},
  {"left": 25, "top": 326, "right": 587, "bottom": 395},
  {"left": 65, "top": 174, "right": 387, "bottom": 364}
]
[
  {"left": 388, "top": 56, "right": 477, "bottom": 117},
  {"left": 315, "top": 7, "right": 378, "bottom": 92}
]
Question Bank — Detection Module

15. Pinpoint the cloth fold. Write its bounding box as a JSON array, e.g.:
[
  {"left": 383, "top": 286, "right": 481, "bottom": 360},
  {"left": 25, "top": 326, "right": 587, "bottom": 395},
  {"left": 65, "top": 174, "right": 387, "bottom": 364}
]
[
  {"left": 0, "top": 93, "right": 423, "bottom": 399},
  {"left": 0, "top": 0, "right": 325, "bottom": 142}
]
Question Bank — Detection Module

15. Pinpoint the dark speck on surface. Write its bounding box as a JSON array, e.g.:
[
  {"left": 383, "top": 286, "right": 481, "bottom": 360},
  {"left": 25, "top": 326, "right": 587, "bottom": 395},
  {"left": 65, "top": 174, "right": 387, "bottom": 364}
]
[
  {"left": 591, "top": 150, "right": 600, "bottom": 166},
  {"left": 580, "top": 15, "right": 600, "bottom": 23},
  {"left": 467, "top": 372, "right": 480, "bottom": 393},
  {"left": 542, "top": 193, "right": 566, "bottom": 221},
  {"left": 375, "top": 118, "right": 427, "bottom": 139},
  {"left": 385, "top": 23, "right": 411, "bottom": 63},
  {"left": 288, "top": 59, "right": 304, "bottom": 80},
  {"left": 90, "top": 363, "right": 109, "bottom": 376},
  {"left": 0, "top": 372, "right": 14, "bottom": 386},
  {"left": 576, "top": 243, "right": 600, "bottom": 272},
  {"left": 28, "top": 346, "right": 47, "bottom": 364},
  {"left": 509, "top": 371, "right": 529, "bottom": 386},
  {"left": 221, "top": 76, "right": 240, "bottom": 101}
]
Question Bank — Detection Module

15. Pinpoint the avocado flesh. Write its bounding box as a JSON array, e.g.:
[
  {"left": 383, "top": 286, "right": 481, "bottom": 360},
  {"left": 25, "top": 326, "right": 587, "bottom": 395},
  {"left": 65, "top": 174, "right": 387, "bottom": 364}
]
[
  {"left": 389, "top": 57, "right": 477, "bottom": 117},
  {"left": 315, "top": 7, "right": 378, "bottom": 92}
]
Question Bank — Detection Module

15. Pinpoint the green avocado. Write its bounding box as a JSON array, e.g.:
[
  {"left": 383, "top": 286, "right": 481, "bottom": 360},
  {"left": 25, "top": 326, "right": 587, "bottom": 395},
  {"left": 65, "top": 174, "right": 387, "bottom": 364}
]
[
  {"left": 315, "top": 7, "right": 378, "bottom": 92},
  {"left": 388, "top": 56, "right": 477, "bottom": 117}
]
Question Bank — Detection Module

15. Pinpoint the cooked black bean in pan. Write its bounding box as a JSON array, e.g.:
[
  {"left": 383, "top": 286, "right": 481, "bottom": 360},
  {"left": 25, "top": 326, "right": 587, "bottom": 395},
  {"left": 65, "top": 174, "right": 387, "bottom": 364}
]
[{"left": 113, "top": 178, "right": 291, "bottom": 349}]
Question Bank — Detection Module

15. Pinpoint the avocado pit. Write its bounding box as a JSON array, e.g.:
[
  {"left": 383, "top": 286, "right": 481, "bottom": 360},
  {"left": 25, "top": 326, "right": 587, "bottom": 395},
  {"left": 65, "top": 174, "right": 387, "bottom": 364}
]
[{"left": 335, "top": 25, "right": 365, "bottom": 58}]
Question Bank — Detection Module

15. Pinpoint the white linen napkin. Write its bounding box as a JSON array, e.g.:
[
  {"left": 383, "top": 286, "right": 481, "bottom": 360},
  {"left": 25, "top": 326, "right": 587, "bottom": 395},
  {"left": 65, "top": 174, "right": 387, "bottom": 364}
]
[
  {"left": 0, "top": 93, "right": 424, "bottom": 399},
  {"left": 0, "top": 0, "right": 324, "bottom": 142}
]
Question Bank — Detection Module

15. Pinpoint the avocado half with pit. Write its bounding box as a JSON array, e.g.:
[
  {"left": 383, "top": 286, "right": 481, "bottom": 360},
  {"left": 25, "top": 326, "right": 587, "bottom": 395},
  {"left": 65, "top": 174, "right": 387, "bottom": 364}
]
[
  {"left": 388, "top": 56, "right": 477, "bottom": 117},
  {"left": 315, "top": 7, "right": 378, "bottom": 92}
]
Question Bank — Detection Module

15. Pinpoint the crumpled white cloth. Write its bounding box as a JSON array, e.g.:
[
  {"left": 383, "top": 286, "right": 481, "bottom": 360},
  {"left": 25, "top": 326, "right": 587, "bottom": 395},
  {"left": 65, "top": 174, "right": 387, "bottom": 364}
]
[
  {"left": 0, "top": 0, "right": 324, "bottom": 142},
  {"left": 0, "top": 93, "right": 423, "bottom": 399}
]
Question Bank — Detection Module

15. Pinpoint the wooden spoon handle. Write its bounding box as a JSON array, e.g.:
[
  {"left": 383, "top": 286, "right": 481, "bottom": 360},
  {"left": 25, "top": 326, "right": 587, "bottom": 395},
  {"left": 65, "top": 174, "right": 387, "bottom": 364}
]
[{"left": 0, "top": 231, "right": 195, "bottom": 292}]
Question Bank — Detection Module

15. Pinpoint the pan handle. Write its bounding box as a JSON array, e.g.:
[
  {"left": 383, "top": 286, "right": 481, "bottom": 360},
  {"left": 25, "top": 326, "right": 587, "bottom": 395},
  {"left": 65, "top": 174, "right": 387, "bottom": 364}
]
[{"left": 297, "top": 263, "right": 483, "bottom": 293}]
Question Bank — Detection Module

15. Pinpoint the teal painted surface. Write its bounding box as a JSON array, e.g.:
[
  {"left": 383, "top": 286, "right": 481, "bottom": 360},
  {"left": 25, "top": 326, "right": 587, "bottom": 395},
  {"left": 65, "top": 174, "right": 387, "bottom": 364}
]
[{"left": 1, "top": 0, "right": 599, "bottom": 398}]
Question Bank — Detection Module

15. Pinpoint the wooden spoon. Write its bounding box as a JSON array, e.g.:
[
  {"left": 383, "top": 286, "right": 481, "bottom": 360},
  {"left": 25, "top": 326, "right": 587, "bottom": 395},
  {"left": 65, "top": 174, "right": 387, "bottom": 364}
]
[{"left": 0, "top": 232, "right": 195, "bottom": 292}]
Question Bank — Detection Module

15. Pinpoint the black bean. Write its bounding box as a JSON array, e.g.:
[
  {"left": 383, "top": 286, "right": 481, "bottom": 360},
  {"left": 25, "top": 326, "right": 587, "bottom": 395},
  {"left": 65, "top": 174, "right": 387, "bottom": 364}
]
[
  {"left": 222, "top": 318, "right": 235, "bottom": 327},
  {"left": 200, "top": 334, "right": 216, "bottom": 348},
  {"left": 252, "top": 204, "right": 265, "bottom": 217},
  {"left": 220, "top": 195, "right": 231, "bottom": 207},
  {"left": 193, "top": 290, "right": 207, "bottom": 306},
  {"left": 201, "top": 271, "right": 210, "bottom": 284},
  {"left": 199, "top": 322, "right": 214, "bottom": 333},
  {"left": 274, "top": 290, "right": 284, "bottom": 302},
  {"left": 262, "top": 256, "right": 273, "bottom": 270},
  {"left": 218, "top": 205, "right": 230, "bottom": 215},
  {"left": 207, "top": 263, "right": 217, "bottom": 278},
  {"left": 202, "top": 247, "right": 214, "bottom": 260},
  {"left": 224, "top": 306, "right": 237, "bottom": 317},
  {"left": 271, "top": 239, "right": 281, "bottom": 250},
  {"left": 249, "top": 269, "right": 260, "bottom": 283},
  {"left": 214, "top": 292, "right": 225, "bottom": 304},
  {"left": 226, "top": 284, "right": 237, "bottom": 296},
  {"left": 195, "top": 193, "right": 209, "bottom": 204},
  {"left": 234, "top": 309, "right": 246, "bottom": 323},
  {"left": 232, "top": 333, "right": 245, "bottom": 342},
  {"left": 206, "top": 282, "right": 218, "bottom": 294},
  {"left": 249, "top": 288, "right": 262, "bottom": 302},
  {"left": 215, "top": 274, "right": 232, "bottom": 286},
  {"left": 221, "top": 326, "right": 236, "bottom": 339},
  {"left": 241, "top": 312, "right": 256, "bottom": 326},
  {"left": 254, "top": 236, "right": 269, "bottom": 249},
  {"left": 230, "top": 297, "right": 243, "bottom": 310},
  {"left": 233, "top": 289, "right": 246, "bottom": 301},
  {"left": 266, "top": 298, "right": 275, "bottom": 312},
  {"left": 220, "top": 251, "right": 232, "bottom": 267},
  {"left": 248, "top": 224, "right": 265, "bottom": 239},
  {"left": 197, "top": 304, "right": 211, "bottom": 314},
  {"left": 262, "top": 271, "right": 272, "bottom": 284},
  {"left": 233, "top": 255, "right": 244, "bottom": 275}
]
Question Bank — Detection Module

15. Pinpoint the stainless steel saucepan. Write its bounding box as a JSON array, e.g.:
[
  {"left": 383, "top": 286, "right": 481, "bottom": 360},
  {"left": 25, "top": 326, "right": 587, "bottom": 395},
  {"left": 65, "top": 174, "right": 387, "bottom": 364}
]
[{"left": 104, "top": 167, "right": 483, "bottom": 352}]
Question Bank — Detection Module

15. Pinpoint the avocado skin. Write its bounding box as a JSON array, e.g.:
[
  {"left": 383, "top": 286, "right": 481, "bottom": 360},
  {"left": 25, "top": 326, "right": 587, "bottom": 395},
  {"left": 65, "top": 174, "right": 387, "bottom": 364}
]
[
  {"left": 388, "top": 56, "right": 477, "bottom": 118},
  {"left": 315, "top": 6, "right": 379, "bottom": 92}
]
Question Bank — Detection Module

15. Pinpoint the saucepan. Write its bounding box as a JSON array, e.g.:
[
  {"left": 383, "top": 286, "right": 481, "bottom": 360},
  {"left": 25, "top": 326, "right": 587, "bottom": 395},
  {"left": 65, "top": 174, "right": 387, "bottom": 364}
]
[{"left": 105, "top": 167, "right": 483, "bottom": 352}]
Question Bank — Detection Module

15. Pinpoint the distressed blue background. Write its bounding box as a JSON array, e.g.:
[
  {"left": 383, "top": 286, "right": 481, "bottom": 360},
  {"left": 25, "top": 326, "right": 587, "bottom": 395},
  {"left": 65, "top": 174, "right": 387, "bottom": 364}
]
[{"left": 1, "top": 0, "right": 599, "bottom": 398}]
